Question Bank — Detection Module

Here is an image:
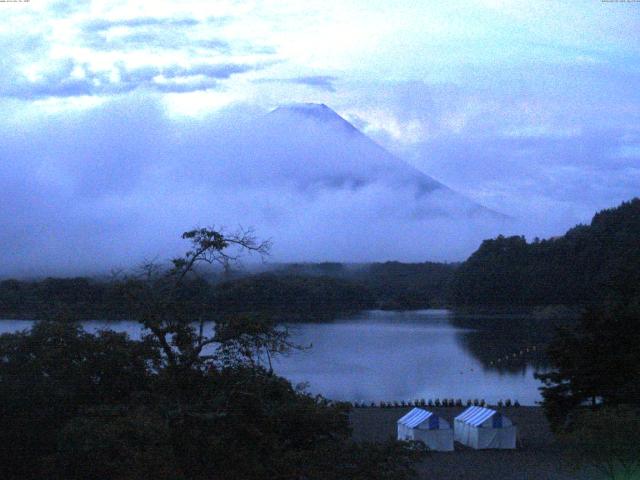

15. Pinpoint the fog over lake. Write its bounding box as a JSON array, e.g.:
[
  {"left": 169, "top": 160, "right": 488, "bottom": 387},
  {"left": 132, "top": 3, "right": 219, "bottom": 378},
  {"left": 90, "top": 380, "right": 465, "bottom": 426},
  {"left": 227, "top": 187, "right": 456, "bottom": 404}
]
[{"left": 0, "top": 310, "right": 550, "bottom": 405}]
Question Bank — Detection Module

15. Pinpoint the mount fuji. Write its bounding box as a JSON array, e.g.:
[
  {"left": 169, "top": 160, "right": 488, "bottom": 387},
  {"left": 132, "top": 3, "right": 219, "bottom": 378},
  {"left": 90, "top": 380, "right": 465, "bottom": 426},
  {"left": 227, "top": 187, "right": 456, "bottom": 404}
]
[
  {"left": 163, "top": 101, "right": 511, "bottom": 262},
  {"left": 0, "top": 99, "right": 513, "bottom": 276},
  {"left": 252, "top": 103, "right": 505, "bottom": 220}
]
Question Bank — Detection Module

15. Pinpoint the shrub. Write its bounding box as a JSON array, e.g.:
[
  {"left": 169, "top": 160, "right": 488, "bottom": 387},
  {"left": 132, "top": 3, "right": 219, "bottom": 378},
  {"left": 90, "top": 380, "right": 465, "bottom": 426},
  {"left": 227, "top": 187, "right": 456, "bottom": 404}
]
[{"left": 561, "top": 406, "right": 640, "bottom": 480}]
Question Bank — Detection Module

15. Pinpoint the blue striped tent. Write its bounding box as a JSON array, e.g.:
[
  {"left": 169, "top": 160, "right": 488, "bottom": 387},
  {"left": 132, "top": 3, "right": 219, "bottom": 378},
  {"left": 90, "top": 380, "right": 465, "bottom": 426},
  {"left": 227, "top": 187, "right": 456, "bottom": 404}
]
[
  {"left": 397, "top": 408, "right": 453, "bottom": 451},
  {"left": 454, "top": 406, "right": 516, "bottom": 449}
]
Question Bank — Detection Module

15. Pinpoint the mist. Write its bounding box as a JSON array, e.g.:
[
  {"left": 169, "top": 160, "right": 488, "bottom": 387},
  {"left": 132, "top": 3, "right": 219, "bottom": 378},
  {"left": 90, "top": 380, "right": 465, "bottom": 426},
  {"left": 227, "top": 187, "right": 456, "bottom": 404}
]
[{"left": 1, "top": 95, "right": 526, "bottom": 278}]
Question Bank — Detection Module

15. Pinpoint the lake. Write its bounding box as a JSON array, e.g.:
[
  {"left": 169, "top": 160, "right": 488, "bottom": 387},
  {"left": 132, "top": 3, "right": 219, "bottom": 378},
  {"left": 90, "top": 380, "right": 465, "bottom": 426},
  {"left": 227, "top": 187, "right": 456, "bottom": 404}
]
[{"left": 0, "top": 309, "right": 556, "bottom": 405}]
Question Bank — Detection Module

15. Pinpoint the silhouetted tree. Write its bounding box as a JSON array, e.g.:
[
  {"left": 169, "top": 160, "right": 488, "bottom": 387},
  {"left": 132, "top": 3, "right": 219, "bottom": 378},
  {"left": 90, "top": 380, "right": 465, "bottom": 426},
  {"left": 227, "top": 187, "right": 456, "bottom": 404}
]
[
  {"left": 0, "top": 227, "right": 427, "bottom": 479},
  {"left": 536, "top": 303, "right": 640, "bottom": 431}
]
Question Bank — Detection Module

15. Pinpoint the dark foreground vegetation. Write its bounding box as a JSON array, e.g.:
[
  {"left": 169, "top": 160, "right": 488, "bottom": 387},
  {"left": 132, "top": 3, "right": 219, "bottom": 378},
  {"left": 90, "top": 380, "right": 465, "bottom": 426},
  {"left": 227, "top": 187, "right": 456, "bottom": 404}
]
[
  {"left": 0, "top": 229, "right": 425, "bottom": 480},
  {"left": 529, "top": 205, "right": 640, "bottom": 479},
  {"left": 0, "top": 322, "right": 427, "bottom": 480},
  {"left": 533, "top": 299, "right": 640, "bottom": 479}
]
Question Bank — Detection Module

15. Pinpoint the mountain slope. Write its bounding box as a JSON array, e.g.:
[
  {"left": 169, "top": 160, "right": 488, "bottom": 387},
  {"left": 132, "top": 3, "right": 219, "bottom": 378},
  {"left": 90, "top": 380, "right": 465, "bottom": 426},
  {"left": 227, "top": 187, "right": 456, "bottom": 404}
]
[{"left": 260, "top": 103, "right": 504, "bottom": 220}]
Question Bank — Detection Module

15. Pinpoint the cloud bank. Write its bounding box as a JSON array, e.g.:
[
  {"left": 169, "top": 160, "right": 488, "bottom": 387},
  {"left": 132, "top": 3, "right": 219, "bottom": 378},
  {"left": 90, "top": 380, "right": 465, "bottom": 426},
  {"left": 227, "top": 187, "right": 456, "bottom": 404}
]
[{"left": 0, "top": 98, "right": 516, "bottom": 277}]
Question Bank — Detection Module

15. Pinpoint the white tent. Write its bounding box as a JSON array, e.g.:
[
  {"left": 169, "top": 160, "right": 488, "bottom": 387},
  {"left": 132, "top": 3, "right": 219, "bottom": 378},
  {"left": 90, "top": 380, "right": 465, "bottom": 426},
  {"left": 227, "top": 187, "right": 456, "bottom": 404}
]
[
  {"left": 397, "top": 408, "right": 454, "bottom": 452},
  {"left": 454, "top": 406, "right": 516, "bottom": 449}
]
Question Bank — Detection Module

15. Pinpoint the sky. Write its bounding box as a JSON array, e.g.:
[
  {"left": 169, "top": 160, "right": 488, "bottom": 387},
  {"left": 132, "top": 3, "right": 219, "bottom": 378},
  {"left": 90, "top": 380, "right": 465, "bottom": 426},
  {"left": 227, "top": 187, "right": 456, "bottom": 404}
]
[{"left": 1, "top": 0, "right": 639, "bottom": 276}]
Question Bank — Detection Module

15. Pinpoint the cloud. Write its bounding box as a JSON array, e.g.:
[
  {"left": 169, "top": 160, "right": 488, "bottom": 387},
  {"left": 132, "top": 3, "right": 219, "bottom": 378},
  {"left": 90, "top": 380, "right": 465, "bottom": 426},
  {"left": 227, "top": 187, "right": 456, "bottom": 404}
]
[
  {"left": 83, "top": 30, "right": 231, "bottom": 53},
  {"left": 2, "top": 59, "right": 265, "bottom": 99},
  {"left": 83, "top": 17, "right": 205, "bottom": 32},
  {"left": 80, "top": 16, "right": 233, "bottom": 53},
  {"left": 47, "top": 0, "right": 92, "bottom": 16},
  {"left": 327, "top": 71, "right": 640, "bottom": 236},
  {"left": 284, "top": 76, "right": 337, "bottom": 92},
  {"left": 0, "top": 6, "right": 275, "bottom": 102},
  {"left": 408, "top": 126, "right": 640, "bottom": 233},
  {"left": 345, "top": 109, "right": 428, "bottom": 145},
  {"left": 0, "top": 96, "right": 514, "bottom": 277},
  {"left": 255, "top": 75, "right": 338, "bottom": 92}
]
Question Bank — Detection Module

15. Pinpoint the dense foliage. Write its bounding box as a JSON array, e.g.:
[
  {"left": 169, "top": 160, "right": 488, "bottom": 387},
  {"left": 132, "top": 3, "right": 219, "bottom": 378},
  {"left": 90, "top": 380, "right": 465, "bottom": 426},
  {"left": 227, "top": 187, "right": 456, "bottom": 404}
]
[
  {"left": 0, "top": 228, "right": 426, "bottom": 480},
  {"left": 354, "top": 262, "right": 455, "bottom": 309},
  {"left": 0, "top": 321, "right": 425, "bottom": 480},
  {"left": 536, "top": 301, "right": 640, "bottom": 431},
  {"left": 213, "top": 273, "right": 375, "bottom": 318},
  {"left": 0, "top": 263, "right": 455, "bottom": 320},
  {"left": 0, "top": 274, "right": 371, "bottom": 321},
  {"left": 0, "top": 321, "right": 160, "bottom": 478},
  {"left": 560, "top": 405, "right": 640, "bottom": 480},
  {"left": 449, "top": 198, "right": 640, "bottom": 307},
  {"left": 275, "top": 261, "right": 456, "bottom": 309},
  {"left": 532, "top": 211, "right": 640, "bottom": 476}
]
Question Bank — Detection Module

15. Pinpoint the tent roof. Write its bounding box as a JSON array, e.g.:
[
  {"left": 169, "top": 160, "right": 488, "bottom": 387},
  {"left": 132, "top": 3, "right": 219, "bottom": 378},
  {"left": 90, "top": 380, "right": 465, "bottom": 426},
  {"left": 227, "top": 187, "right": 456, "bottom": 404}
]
[
  {"left": 455, "top": 406, "right": 498, "bottom": 427},
  {"left": 397, "top": 408, "right": 434, "bottom": 428}
]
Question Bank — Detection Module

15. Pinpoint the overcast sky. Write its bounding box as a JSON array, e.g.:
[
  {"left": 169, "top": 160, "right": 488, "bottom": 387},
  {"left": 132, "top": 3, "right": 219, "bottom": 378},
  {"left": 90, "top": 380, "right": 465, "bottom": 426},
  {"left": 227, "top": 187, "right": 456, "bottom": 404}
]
[{"left": 1, "top": 1, "right": 639, "bottom": 276}]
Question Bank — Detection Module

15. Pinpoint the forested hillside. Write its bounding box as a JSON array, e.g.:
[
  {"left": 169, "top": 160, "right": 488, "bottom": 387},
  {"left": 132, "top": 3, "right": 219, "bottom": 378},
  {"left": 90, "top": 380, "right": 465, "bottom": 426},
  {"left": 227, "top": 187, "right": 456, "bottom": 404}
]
[
  {"left": 212, "top": 274, "right": 375, "bottom": 318},
  {"left": 449, "top": 198, "right": 640, "bottom": 307},
  {"left": 0, "top": 262, "right": 455, "bottom": 320},
  {"left": 273, "top": 261, "right": 456, "bottom": 309},
  {"left": 0, "top": 275, "right": 375, "bottom": 321}
]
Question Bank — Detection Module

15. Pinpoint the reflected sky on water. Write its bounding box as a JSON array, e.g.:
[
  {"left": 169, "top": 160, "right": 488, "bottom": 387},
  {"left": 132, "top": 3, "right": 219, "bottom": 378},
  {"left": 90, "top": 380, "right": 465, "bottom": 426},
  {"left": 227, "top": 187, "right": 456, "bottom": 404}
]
[{"left": 0, "top": 310, "right": 559, "bottom": 405}]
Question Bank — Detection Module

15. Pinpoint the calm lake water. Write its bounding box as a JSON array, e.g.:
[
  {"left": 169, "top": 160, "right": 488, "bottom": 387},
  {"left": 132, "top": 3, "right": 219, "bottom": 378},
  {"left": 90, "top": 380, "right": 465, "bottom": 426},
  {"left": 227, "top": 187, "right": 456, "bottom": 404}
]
[{"left": 0, "top": 309, "right": 556, "bottom": 405}]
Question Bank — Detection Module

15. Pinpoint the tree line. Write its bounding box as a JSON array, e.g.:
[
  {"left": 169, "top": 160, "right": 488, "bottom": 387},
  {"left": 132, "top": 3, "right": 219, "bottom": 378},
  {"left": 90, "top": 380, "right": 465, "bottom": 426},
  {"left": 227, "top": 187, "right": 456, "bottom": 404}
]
[
  {"left": 0, "top": 262, "right": 455, "bottom": 320},
  {"left": 448, "top": 198, "right": 640, "bottom": 307}
]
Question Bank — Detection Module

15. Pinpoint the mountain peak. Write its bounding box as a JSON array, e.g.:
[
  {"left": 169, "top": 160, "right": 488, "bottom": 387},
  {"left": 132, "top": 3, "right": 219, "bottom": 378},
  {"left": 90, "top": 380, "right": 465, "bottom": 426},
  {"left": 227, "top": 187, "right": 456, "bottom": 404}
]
[
  {"left": 274, "top": 102, "right": 331, "bottom": 114},
  {"left": 264, "top": 102, "right": 506, "bottom": 220},
  {"left": 270, "top": 103, "right": 358, "bottom": 133}
]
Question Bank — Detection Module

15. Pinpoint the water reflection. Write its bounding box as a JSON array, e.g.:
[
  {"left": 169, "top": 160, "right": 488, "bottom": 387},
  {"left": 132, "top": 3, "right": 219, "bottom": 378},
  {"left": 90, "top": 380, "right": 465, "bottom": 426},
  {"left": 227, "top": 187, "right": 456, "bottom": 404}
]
[
  {"left": 0, "top": 310, "right": 567, "bottom": 405},
  {"left": 274, "top": 310, "right": 558, "bottom": 405},
  {"left": 449, "top": 314, "right": 559, "bottom": 374}
]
